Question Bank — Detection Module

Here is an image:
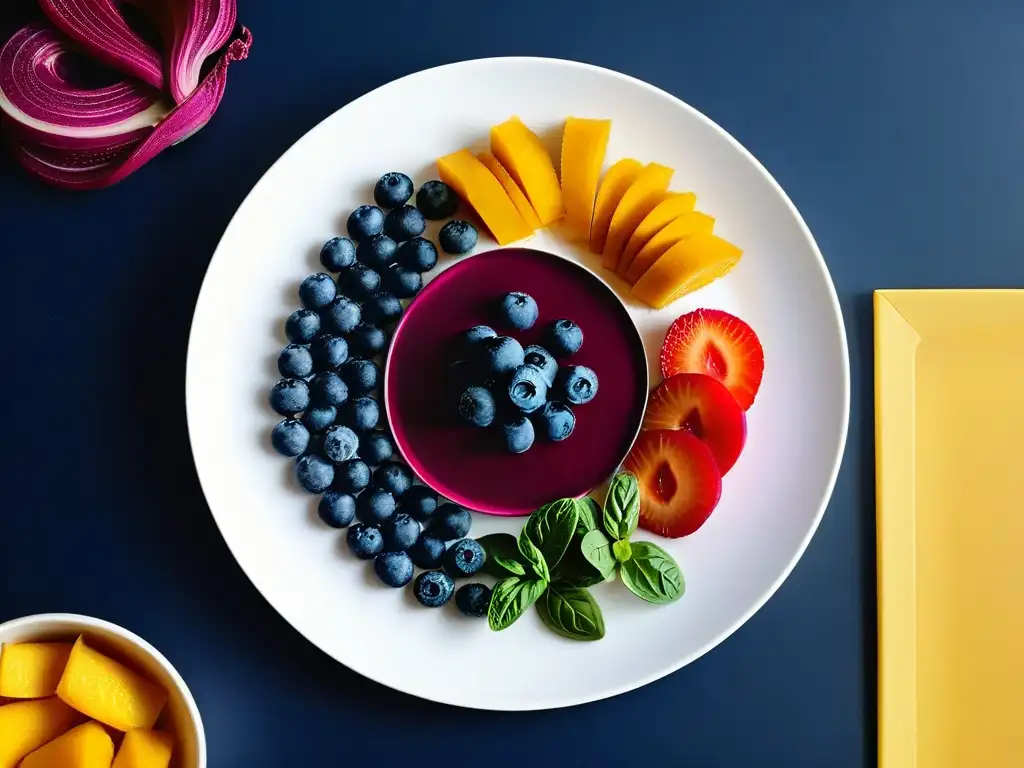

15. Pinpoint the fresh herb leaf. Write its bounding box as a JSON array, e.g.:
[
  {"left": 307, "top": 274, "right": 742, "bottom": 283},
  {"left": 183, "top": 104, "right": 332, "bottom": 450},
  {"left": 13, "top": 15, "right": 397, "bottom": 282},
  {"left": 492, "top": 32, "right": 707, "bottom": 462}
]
[
  {"left": 488, "top": 577, "right": 547, "bottom": 630},
  {"left": 537, "top": 585, "right": 606, "bottom": 641},
  {"left": 478, "top": 533, "right": 526, "bottom": 577},
  {"left": 524, "top": 498, "right": 579, "bottom": 570},
  {"left": 619, "top": 541, "right": 684, "bottom": 604},
  {"left": 518, "top": 531, "right": 550, "bottom": 582},
  {"left": 612, "top": 539, "right": 633, "bottom": 564},
  {"left": 575, "top": 497, "right": 600, "bottom": 535},
  {"left": 602, "top": 471, "right": 640, "bottom": 541},
  {"left": 581, "top": 529, "right": 616, "bottom": 580}
]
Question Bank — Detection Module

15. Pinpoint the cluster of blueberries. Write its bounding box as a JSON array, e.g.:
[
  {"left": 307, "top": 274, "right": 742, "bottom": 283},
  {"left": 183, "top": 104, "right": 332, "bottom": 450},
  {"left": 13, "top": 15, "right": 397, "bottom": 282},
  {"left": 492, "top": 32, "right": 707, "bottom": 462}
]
[{"left": 452, "top": 292, "right": 599, "bottom": 453}]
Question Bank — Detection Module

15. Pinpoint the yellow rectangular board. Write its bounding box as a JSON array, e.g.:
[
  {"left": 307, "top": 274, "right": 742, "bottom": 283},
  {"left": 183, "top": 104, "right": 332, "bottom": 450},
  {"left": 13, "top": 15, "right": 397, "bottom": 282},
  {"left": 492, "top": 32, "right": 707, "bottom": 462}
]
[{"left": 874, "top": 289, "right": 1024, "bottom": 768}]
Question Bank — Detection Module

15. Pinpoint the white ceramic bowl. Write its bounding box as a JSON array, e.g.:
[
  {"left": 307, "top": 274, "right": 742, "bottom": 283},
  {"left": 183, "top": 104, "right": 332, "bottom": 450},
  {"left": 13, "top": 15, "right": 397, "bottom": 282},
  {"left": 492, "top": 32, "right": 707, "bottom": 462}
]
[{"left": 0, "top": 614, "right": 205, "bottom": 768}]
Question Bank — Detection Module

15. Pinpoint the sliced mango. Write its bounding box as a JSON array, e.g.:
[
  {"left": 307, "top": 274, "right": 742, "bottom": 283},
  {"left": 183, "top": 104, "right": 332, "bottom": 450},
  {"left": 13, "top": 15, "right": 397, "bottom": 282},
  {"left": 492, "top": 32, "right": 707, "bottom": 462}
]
[
  {"left": 436, "top": 149, "right": 532, "bottom": 245},
  {"left": 0, "top": 697, "right": 78, "bottom": 768},
  {"left": 21, "top": 721, "right": 114, "bottom": 768},
  {"left": 111, "top": 729, "right": 174, "bottom": 768},
  {"left": 624, "top": 211, "right": 716, "bottom": 285},
  {"left": 490, "top": 116, "right": 565, "bottom": 225},
  {"left": 601, "top": 162, "right": 674, "bottom": 270},
  {"left": 589, "top": 158, "right": 642, "bottom": 255},
  {"left": 0, "top": 642, "right": 73, "bottom": 699},
  {"left": 618, "top": 192, "right": 697, "bottom": 276},
  {"left": 57, "top": 637, "right": 167, "bottom": 732},
  {"left": 477, "top": 151, "right": 542, "bottom": 230},
  {"left": 560, "top": 117, "right": 611, "bottom": 241},
  {"left": 631, "top": 233, "right": 743, "bottom": 309}
]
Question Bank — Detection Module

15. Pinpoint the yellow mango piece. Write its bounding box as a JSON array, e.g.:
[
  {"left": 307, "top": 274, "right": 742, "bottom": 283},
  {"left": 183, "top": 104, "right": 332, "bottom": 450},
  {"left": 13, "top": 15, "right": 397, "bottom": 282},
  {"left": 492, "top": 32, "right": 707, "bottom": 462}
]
[
  {"left": 477, "top": 151, "right": 542, "bottom": 230},
  {"left": 631, "top": 233, "right": 743, "bottom": 309},
  {"left": 0, "top": 643, "right": 73, "bottom": 699},
  {"left": 559, "top": 117, "right": 611, "bottom": 241},
  {"left": 57, "top": 638, "right": 167, "bottom": 732},
  {"left": 111, "top": 729, "right": 174, "bottom": 768},
  {"left": 21, "top": 721, "right": 114, "bottom": 768},
  {"left": 624, "top": 211, "right": 716, "bottom": 285},
  {"left": 436, "top": 149, "right": 532, "bottom": 245},
  {"left": 0, "top": 697, "right": 78, "bottom": 768},
  {"left": 601, "top": 162, "right": 674, "bottom": 270},
  {"left": 589, "top": 158, "right": 642, "bottom": 255},
  {"left": 490, "top": 116, "right": 565, "bottom": 225},
  {"left": 617, "top": 192, "right": 697, "bottom": 276}
]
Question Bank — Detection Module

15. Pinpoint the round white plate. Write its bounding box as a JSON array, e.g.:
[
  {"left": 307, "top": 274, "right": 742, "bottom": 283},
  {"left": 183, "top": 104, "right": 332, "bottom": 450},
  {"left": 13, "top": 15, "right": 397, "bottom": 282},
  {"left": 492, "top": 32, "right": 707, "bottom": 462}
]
[{"left": 187, "top": 57, "right": 849, "bottom": 711}]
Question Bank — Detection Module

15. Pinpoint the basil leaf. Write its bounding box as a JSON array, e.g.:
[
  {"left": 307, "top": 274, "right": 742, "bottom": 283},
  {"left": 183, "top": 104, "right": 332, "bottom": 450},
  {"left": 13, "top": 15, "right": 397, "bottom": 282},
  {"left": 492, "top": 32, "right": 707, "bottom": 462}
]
[
  {"left": 537, "top": 585, "right": 606, "bottom": 641},
  {"left": 581, "top": 529, "right": 616, "bottom": 579},
  {"left": 488, "top": 577, "right": 547, "bottom": 631},
  {"left": 612, "top": 539, "right": 633, "bottom": 564},
  {"left": 575, "top": 497, "right": 600, "bottom": 536},
  {"left": 551, "top": 547, "right": 606, "bottom": 588},
  {"left": 518, "top": 531, "right": 550, "bottom": 582},
  {"left": 602, "top": 471, "right": 640, "bottom": 541},
  {"left": 619, "top": 541, "right": 685, "bottom": 604},
  {"left": 478, "top": 533, "right": 526, "bottom": 577},
  {"left": 524, "top": 498, "right": 579, "bottom": 570}
]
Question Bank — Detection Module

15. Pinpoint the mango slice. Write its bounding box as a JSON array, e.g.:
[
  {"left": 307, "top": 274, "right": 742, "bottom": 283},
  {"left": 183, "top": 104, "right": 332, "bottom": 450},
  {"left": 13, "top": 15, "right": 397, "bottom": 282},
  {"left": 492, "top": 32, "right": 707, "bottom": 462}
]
[
  {"left": 21, "top": 721, "right": 114, "bottom": 768},
  {"left": 560, "top": 117, "right": 611, "bottom": 241},
  {"left": 436, "top": 149, "right": 532, "bottom": 245},
  {"left": 617, "top": 192, "right": 697, "bottom": 276},
  {"left": 477, "top": 151, "right": 542, "bottom": 230},
  {"left": 0, "top": 642, "right": 73, "bottom": 699},
  {"left": 57, "top": 638, "right": 167, "bottom": 732},
  {"left": 624, "top": 211, "right": 716, "bottom": 285},
  {"left": 631, "top": 233, "right": 743, "bottom": 309},
  {"left": 490, "top": 117, "right": 565, "bottom": 225},
  {"left": 111, "top": 729, "right": 174, "bottom": 768},
  {"left": 589, "top": 158, "right": 642, "bottom": 255},
  {"left": 601, "top": 162, "right": 674, "bottom": 270},
  {"left": 0, "top": 697, "right": 78, "bottom": 768}
]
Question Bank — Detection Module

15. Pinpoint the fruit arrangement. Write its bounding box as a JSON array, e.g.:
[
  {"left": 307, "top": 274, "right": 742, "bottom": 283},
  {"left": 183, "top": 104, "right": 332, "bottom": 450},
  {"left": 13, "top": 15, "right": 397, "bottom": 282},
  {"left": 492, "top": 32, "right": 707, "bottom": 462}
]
[{"left": 0, "top": 636, "right": 175, "bottom": 766}]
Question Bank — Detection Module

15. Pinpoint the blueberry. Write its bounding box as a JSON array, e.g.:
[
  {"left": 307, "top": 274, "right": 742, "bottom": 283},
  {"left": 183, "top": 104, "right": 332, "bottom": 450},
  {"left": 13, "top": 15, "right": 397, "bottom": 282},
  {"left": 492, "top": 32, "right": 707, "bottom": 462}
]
[
  {"left": 348, "top": 324, "right": 388, "bottom": 358},
  {"left": 356, "top": 234, "right": 398, "bottom": 271},
  {"left": 431, "top": 503, "right": 472, "bottom": 540},
  {"left": 320, "top": 236, "right": 357, "bottom": 271},
  {"left": 358, "top": 431, "right": 394, "bottom": 465},
  {"left": 460, "top": 325, "right": 497, "bottom": 357},
  {"left": 375, "top": 461, "right": 413, "bottom": 499},
  {"left": 455, "top": 583, "right": 492, "bottom": 617},
  {"left": 347, "top": 205, "right": 385, "bottom": 241},
  {"left": 299, "top": 272, "right": 337, "bottom": 310},
  {"left": 543, "top": 319, "right": 583, "bottom": 357},
  {"left": 374, "top": 172, "right": 414, "bottom": 209},
  {"left": 285, "top": 309, "right": 321, "bottom": 344},
  {"left": 408, "top": 535, "right": 447, "bottom": 569},
  {"left": 309, "top": 334, "right": 349, "bottom": 371},
  {"left": 444, "top": 538, "right": 486, "bottom": 578},
  {"left": 362, "top": 292, "right": 403, "bottom": 326},
  {"left": 340, "top": 358, "right": 379, "bottom": 395},
  {"left": 342, "top": 396, "right": 379, "bottom": 432},
  {"left": 271, "top": 419, "right": 310, "bottom": 457},
  {"left": 500, "top": 292, "right": 539, "bottom": 331},
  {"left": 402, "top": 485, "right": 438, "bottom": 522},
  {"left": 334, "top": 459, "right": 371, "bottom": 493},
  {"left": 309, "top": 371, "right": 348, "bottom": 407},
  {"left": 416, "top": 180, "right": 459, "bottom": 220},
  {"left": 523, "top": 345, "right": 557, "bottom": 387},
  {"left": 458, "top": 386, "right": 496, "bottom": 427},
  {"left": 296, "top": 454, "right": 334, "bottom": 493},
  {"left": 302, "top": 406, "right": 336, "bottom": 433},
  {"left": 357, "top": 487, "right": 396, "bottom": 525},
  {"left": 534, "top": 401, "right": 575, "bottom": 441},
  {"left": 318, "top": 491, "right": 356, "bottom": 528},
  {"left": 270, "top": 378, "right": 310, "bottom": 416},
  {"left": 322, "top": 296, "right": 362, "bottom": 335},
  {"left": 322, "top": 425, "right": 359, "bottom": 463},
  {"left": 439, "top": 220, "right": 478, "bottom": 255},
  {"left": 381, "top": 512, "right": 420, "bottom": 552},
  {"left": 508, "top": 365, "right": 548, "bottom": 413},
  {"left": 502, "top": 415, "right": 535, "bottom": 454},
  {"left": 555, "top": 365, "right": 599, "bottom": 405},
  {"left": 383, "top": 265, "right": 422, "bottom": 299},
  {"left": 337, "top": 263, "right": 381, "bottom": 301},
  {"left": 278, "top": 344, "right": 314, "bottom": 378},
  {"left": 383, "top": 205, "right": 426, "bottom": 242},
  {"left": 414, "top": 569, "right": 456, "bottom": 608},
  {"left": 347, "top": 523, "right": 384, "bottom": 559},
  {"left": 374, "top": 551, "right": 414, "bottom": 587},
  {"left": 396, "top": 237, "right": 438, "bottom": 273},
  {"left": 474, "top": 335, "right": 525, "bottom": 380}
]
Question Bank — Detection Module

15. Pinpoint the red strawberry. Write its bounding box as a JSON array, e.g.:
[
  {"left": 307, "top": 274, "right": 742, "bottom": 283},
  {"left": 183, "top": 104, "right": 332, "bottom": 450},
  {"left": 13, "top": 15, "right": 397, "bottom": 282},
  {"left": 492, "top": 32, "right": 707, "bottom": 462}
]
[
  {"left": 624, "top": 429, "right": 722, "bottom": 538},
  {"left": 660, "top": 309, "right": 764, "bottom": 410},
  {"left": 642, "top": 373, "right": 746, "bottom": 474}
]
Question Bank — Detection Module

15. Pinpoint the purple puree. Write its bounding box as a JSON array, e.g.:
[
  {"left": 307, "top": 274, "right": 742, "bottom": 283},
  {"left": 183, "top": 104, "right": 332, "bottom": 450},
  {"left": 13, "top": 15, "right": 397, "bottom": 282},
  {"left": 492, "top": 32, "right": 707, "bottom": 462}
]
[{"left": 385, "top": 248, "right": 647, "bottom": 516}]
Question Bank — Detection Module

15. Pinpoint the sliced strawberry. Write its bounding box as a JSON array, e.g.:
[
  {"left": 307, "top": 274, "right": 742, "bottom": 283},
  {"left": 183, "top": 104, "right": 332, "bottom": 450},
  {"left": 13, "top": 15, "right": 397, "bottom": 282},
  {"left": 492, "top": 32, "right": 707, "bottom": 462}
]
[
  {"left": 642, "top": 373, "right": 746, "bottom": 474},
  {"left": 660, "top": 308, "right": 764, "bottom": 410},
  {"left": 624, "top": 429, "right": 722, "bottom": 538}
]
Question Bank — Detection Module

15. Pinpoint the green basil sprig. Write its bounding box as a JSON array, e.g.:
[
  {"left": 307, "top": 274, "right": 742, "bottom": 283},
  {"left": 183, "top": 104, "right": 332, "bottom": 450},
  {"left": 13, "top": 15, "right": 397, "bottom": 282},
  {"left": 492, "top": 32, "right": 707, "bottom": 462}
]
[
  {"left": 488, "top": 577, "right": 548, "bottom": 630},
  {"left": 619, "top": 542, "right": 685, "bottom": 605},
  {"left": 477, "top": 533, "right": 526, "bottom": 578},
  {"left": 537, "top": 584, "right": 605, "bottom": 641}
]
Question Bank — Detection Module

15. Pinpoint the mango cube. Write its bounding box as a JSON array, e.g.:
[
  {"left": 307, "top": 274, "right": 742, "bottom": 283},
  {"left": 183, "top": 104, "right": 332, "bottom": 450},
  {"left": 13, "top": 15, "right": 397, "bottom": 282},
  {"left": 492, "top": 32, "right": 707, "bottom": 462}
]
[
  {"left": 589, "top": 158, "right": 642, "bottom": 255},
  {"left": 618, "top": 192, "right": 696, "bottom": 276},
  {"left": 0, "top": 642, "right": 73, "bottom": 699},
  {"left": 0, "top": 697, "right": 78, "bottom": 768},
  {"left": 602, "top": 162, "right": 674, "bottom": 270},
  {"left": 490, "top": 116, "right": 565, "bottom": 225},
  {"left": 477, "top": 151, "right": 542, "bottom": 230},
  {"left": 624, "top": 211, "right": 716, "bottom": 285},
  {"left": 20, "top": 721, "right": 114, "bottom": 768},
  {"left": 559, "top": 117, "right": 611, "bottom": 241},
  {"left": 436, "top": 149, "right": 533, "bottom": 245},
  {"left": 631, "top": 233, "right": 743, "bottom": 309},
  {"left": 57, "top": 638, "right": 167, "bottom": 732},
  {"left": 112, "top": 729, "right": 174, "bottom": 768}
]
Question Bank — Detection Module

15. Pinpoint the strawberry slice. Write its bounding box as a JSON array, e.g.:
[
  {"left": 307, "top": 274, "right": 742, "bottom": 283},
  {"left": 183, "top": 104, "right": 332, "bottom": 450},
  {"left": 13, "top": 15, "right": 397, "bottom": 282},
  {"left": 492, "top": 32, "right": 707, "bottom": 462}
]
[
  {"left": 642, "top": 373, "right": 746, "bottom": 474},
  {"left": 624, "top": 429, "right": 722, "bottom": 538},
  {"left": 660, "top": 308, "right": 764, "bottom": 410}
]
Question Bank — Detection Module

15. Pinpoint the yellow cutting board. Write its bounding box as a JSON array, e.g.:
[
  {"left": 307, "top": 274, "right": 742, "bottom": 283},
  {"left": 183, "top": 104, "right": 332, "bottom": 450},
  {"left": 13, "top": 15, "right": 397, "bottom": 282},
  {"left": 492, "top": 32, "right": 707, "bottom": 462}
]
[{"left": 875, "top": 290, "right": 1024, "bottom": 768}]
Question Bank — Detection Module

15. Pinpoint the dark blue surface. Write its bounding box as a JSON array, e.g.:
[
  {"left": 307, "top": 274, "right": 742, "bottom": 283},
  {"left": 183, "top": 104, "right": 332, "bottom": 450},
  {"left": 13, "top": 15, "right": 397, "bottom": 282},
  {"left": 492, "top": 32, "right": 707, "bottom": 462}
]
[{"left": 3, "top": 2, "right": 1022, "bottom": 765}]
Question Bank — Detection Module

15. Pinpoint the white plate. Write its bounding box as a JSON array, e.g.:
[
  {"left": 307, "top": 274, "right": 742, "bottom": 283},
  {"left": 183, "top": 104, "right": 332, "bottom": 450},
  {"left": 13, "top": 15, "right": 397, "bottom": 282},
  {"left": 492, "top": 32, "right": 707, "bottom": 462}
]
[{"left": 186, "top": 57, "right": 849, "bottom": 711}]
